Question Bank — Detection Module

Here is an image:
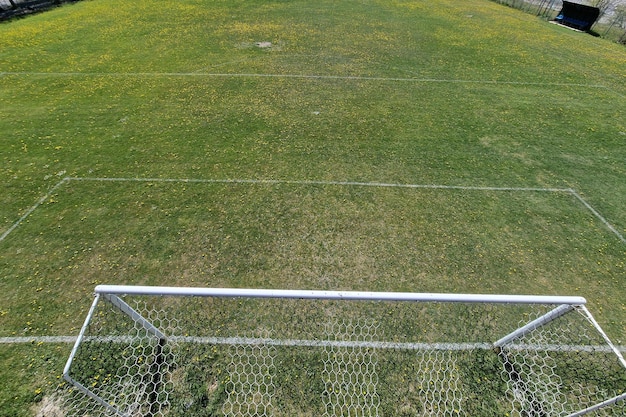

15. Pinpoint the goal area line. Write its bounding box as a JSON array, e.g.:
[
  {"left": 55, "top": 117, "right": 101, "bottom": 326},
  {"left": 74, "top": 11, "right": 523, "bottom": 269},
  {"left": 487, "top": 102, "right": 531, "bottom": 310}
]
[{"left": 1, "top": 176, "right": 624, "bottom": 244}]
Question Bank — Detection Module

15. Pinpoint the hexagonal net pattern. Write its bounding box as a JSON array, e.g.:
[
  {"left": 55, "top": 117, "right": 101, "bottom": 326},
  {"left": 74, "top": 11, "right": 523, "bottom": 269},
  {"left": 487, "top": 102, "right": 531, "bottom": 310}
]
[
  {"left": 322, "top": 319, "right": 380, "bottom": 416},
  {"left": 60, "top": 295, "right": 182, "bottom": 416},
  {"left": 497, "top": 306, "right": 626, "bottom": 417},
  {"left": 222, "top": 333, "right": 276, "bottom": 416},
  {"left": 415, "top": 350, "right": 464, "bottom": 416},
  {"left": 60, "top": 289, "right": 626, "bottom": 416}
]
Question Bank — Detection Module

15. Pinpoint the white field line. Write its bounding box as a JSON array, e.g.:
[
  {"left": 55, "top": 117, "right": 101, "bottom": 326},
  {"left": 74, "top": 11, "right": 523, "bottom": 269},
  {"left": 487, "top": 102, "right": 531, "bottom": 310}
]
[
  {"left": 0, "top": 177, "right": 69, "bottom": 243},
  {"left": 1, "top": 176, "right": 623, "bottom": 244},
  {"left": 0, "top": 336, "right": 77, "bottom": 344},
  {"left": 68, "top": 177, "right": 625, "bottom": 243},
  {"left": 68, "top": 176, "right": 574, "bottom": 193},
  {"left": 570, "top": 190, "right": 626, "bottom": 244},
  {"left": 2, "top": 335, "right": 625, "bottom": 353},
  {"left": 0, "top": 71, "right": 610, "bottom": 89}
]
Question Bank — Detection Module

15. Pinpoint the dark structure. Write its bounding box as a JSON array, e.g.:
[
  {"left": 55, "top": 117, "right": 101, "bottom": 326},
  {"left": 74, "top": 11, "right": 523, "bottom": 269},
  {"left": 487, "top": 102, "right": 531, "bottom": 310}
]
[
  {"left": 0, "top": 0, "right": 78, "bottom": 21},
  {"left": 554, "top": 1, "right": 600, "bottom": 32}
]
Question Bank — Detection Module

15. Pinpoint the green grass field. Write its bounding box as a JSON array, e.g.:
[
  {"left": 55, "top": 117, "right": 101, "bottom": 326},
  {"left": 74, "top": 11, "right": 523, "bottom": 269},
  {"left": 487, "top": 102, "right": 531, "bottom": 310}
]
[{"left": 1, "top": 0, "right": 625, "bottom": 415}]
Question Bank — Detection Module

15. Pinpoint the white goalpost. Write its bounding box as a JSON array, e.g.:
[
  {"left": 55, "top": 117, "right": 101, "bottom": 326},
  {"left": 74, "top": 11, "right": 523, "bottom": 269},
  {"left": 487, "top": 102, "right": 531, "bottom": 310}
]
[{"left": 61, "top": 285, "right": 626, "bottom": 416}]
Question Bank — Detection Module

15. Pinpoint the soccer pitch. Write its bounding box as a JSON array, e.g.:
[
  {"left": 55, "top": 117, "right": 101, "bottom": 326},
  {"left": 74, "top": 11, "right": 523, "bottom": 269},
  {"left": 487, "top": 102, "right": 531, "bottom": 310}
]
[{"left": 1, "top": 0, "right": 625, "bottom": 414}]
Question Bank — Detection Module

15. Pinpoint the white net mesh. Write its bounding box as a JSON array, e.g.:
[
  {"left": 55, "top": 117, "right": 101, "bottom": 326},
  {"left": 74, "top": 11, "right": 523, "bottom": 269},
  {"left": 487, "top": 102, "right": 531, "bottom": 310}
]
[
  {"left": 322, "top": 319, "right": 380, "bottom": 417},
  {"left": 498, "top": 307, "right": 626, "bottom": 417},
  {"left": 415, "top": 350, "right": 464, "bottom": 416},
  {"left": 59, "top": 290, "right": 626, "bottom": 417},
  {"left": 222, "top": 338, "right": 276, "bottom": 416}
]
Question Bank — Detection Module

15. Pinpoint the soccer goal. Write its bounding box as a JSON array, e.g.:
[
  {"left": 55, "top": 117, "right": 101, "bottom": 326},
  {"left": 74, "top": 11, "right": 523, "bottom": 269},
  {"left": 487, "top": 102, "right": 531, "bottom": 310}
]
[{"left": 61, "top": 285, "right": 626, "bottom": 416}]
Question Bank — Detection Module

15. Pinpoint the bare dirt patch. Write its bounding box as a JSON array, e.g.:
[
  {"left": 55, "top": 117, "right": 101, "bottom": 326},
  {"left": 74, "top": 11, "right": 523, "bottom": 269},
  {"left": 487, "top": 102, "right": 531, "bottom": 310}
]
[
  {"left": 33, "top": 395, "right": 65, "bottom": 417},
  {"left": 236, "top": 41, "right": 283, "bottom": 51}
]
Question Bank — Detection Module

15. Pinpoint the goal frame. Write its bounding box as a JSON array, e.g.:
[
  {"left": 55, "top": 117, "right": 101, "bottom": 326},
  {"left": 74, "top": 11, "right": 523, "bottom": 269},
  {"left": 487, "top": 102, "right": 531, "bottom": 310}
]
[{"left": 63, "top": 285, "right": 626, "bottom": 417}]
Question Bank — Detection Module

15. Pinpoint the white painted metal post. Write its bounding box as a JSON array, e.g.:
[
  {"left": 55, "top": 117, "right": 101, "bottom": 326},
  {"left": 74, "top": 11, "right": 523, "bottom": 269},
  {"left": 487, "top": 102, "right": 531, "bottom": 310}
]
[
  {"left": 493, "top": 304, "right": 576, "bottom": 347},
  {"left": 94, "top": 285, "right": 587, "bottom": 306},
  {"left": 565, "top": 392, "right": 626, "bottom": 417},
  {"left": 63, "top": 294, "right": 129, "bottom": 417},
  {"left": 102, "top": 293, "right": 167, "bottom": 340},
  {"left": 576, "top": 305, "right": 626, "bottom": 369},
  {"left": 63, "top": 294, "right": 100, "bottom": 380}
]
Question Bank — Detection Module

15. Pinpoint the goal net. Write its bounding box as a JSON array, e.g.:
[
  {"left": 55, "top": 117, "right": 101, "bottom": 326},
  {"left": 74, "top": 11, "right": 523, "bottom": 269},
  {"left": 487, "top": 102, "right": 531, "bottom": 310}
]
[{"left": 61, "top": 285, "right": 626, "bottom": 416}]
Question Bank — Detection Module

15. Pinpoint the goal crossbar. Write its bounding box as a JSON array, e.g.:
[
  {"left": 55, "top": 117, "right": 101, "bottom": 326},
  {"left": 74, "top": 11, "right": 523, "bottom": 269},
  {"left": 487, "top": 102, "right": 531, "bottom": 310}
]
[{"left": 94, "top": 284, "right": 587, "bottom": 305}]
